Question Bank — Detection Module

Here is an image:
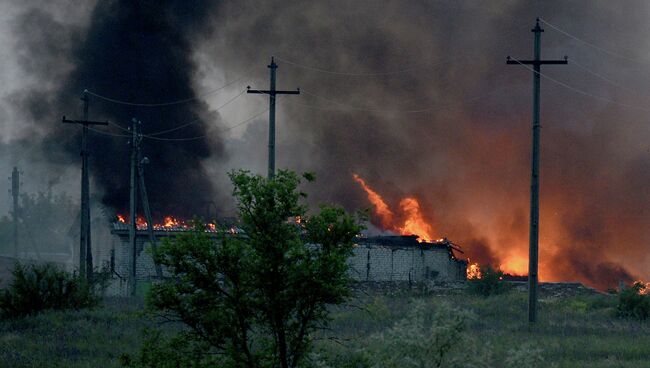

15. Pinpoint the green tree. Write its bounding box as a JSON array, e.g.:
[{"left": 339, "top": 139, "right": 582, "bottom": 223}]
[{"left": 133, "top": 170, "right": 364, "bottom": 368}]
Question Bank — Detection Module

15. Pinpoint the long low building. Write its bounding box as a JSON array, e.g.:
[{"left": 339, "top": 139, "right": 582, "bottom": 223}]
[{"left": 107, "top": 223, "right": 467, "bottom": 295}]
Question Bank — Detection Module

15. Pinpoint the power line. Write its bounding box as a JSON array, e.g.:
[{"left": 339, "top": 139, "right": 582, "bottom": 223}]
[
  {"left": 508, "top": 57, "right": 650, "bottom": 113},
  {"left": 274, "top": 56, "right": 441, "bottom": 77},
  {"left": 145, "top": 89, "right": 246, "bottom": 136},
  {"left": 294, "top": 72, "right": 510, "bottom": 114},
  {"left": 84, "top": 72, "right": 250, "bottom": 107},
  {"left": 539, "top": 18, "right": 650, "bottom": 66},
  {"left": 569, "top": 59, "right": 650, "bottom": 100},
  {"left": 140, "top": 108, "right": 270, "bottom": 142}
]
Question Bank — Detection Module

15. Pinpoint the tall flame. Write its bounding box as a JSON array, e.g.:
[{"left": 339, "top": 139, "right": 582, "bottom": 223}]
[
  {"left": 398, "top": 197, "right": 434, "bottom": 242},
  {"left": 353, "top": 173, "right": 434, "bottom": 242},
  {"left": 352, "top": 174, "right": 394, "bottom": 227}
]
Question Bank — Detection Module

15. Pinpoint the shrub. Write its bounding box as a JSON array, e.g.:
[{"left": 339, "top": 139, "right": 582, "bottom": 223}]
[
  {"left": 616, "top": 282, "right": 650, "bottom": 320},
  {"left": 467, "top": 265, "right": 509, "bottom": 297},
  {"left": 0, "top": 262, "right": 100, "bottom": 319},
  {"left": 366, "top": 300, "right": 474, "bottom": 368}
]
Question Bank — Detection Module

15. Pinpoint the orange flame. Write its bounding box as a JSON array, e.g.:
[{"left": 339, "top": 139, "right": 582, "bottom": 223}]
[
  {"left": 353, "top": 173, "right": 434, "bottom": 242},
  {"left": 352, "top": 174, "right": 394, "bottom": 227},
  {"left": 398, "top": 197, "right": 434, "bottom": 242},
  {"left": 117, "top": 214, "right": 126, "bottom": 223},
  {"left": 467, "top": 262, "right": 482, "bottom": 279}
]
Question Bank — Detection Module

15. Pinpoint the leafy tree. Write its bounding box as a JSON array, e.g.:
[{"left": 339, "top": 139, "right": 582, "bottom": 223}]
[{"left": 130, "top": 170, "right": 364, "bottom": 368}]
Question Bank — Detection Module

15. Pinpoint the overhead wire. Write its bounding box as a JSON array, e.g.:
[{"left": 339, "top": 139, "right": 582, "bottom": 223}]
[
  {"left": 507, "top": 57, "right": 650, "bottom": 113},
  {"left": 141, "top": 108, "right": 269, "bottom": 142},
  {"left": 85, "top": 107, "right": 269, "bottom": 141},
  {"left": 84, "top": 69, "right": 251, "bottom": 107},
  {"left": 539, "top": 18, "right": 650, "bottom": 66},
  {"left": 145, "top": 89, "right": 246, "bottom": 136},
  {"left": 274, "top": 56, "right": 442, "bottom": 77}
]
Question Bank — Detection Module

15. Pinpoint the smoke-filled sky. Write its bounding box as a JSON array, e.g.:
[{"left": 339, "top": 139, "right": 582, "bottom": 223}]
[{"left": 1, "top": 0, "right": 649, "bottom": 289}]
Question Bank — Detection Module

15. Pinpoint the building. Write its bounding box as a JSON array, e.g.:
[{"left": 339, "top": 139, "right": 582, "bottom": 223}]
[{"left": 106, "top": 224, "right": 467, "bottom": 295}]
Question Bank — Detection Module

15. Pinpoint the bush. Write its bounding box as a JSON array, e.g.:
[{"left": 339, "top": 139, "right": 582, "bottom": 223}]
[
  {"left": 467, "top": 265, "right": 510, "bottom": 297},
  {"left": 366, "top": 300, "right": 474, "bottom": 368},
  {"left": 0, "top": 262, "right": 101, "bottom": 319},
  {"left": 616, "top": 282, "right": 650, "bottom": 320}
]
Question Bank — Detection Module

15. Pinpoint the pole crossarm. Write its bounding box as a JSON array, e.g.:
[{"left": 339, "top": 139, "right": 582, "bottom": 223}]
[
  {"left": 247, "top": 88, "right": 300, "bottom": 95},
  {"left": 507, "top": 57, "right": 568, "bottom": 65},
  {"left": 62, "top": 116, "right": 109, "bottom": 126}
]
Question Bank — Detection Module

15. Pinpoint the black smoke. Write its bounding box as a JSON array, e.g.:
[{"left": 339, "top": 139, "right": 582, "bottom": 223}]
[{"left": 15, "top": 1, "right": 223, "bottom": 218}]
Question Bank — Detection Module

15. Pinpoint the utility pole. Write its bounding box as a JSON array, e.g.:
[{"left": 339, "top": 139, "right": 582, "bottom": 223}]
[
  {"left": 63, "top": 91, "right": 108, "bottom": 279},
  {"left": 129, "top": 118, "right": 141, "bottom": 296},
  {"left": 247, "top": 57, "right": 300, "bottom": 178},
  {"left": 11, "top": 167, "right": 19, "bottom": 258},
  {"left": 507, "top": 18, "right": 567, "bottom": 324},
  {"left": 137, "top": 153, "right": 163, "bottom": 278}
]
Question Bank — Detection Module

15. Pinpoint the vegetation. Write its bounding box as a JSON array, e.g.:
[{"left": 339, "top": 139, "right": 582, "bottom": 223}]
[
  {"left": 0, "top": 191, "right": 78, "bottom": 256},
  {"left": 0, "top": 263, "right": 101, "bottom": 319},
  {"left": 2, "top": 289, "right": 650, "bottom": 368},
  {"left": 467, "top": 265, "right": 509, "bottom": 297},
  {"left": 124, "top": 170, "right": 364, "bottom": 368},
  {"left": 616, "top": 282, "right": 650, "bottom": 320}
]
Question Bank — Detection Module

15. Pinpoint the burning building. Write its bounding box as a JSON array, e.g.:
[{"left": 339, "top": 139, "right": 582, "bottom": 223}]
[
  {"left": 351, "top": 235, "right": 467, "bottom": 282},
  {"left": 107, "top": 222, "right": 466, "bottom": 296}
]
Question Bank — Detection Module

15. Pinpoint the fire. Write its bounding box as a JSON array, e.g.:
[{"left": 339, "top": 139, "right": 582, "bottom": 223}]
[
  {"left": 162, "top": 216, "right": 181, "bottom": 228},
  {"left": 500, "top": 255, "right": 528, "bottom": 276},
  {"left": 352, "top": 174, "right": 394, "bottom": 227},
  {"left": 467, "top": 262, "right": 482, "bottom": 279},
  {"left": 353, "top": 173, "right": 433, "bottom": 242},
  {"left": 398, "top": 197, "right": 434, "bottom": 242},
  {"left": 115, "top": 214, "right": 231, "bottom": 234}
]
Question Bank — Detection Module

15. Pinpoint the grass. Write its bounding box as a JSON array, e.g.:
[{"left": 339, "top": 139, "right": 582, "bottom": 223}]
[
  {"left": 0, "top": 287, "right": 649, "bottom": 367},
  {"left": 0, "top": 298, "right": 151, "bottom": 368}
]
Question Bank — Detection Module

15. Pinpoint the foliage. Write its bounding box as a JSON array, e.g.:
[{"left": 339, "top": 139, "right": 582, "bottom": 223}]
[
  {"left": 3, "top": 291, "right": 650, "bottom": 367},
  {"left": 467, "top": 265, "right": 509, "bottom": 297},
  {"left": 131, "top": 170, "right": 364, "bottom": 368},
  {"left": 0, "top": 262, "right": 100, "bottom": 319},
  {"left": 366, "top": 300, "right": 473, "bottom": 368},
  {"left": 0, "top": 191, "right": 78, "bottom": 256},
  {"left": 616, "top": 282, "right": 650, "bottom": 320}
]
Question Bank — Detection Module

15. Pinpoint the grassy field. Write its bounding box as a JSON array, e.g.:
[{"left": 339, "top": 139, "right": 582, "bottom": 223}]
[{"left": 0, "top": 287, "right": 649, "bottom": 367}]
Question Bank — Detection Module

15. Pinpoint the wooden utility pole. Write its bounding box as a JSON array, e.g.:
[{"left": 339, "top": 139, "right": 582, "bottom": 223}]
[
  {"left": 137, "top": 153, "right": 163, "bottom": 278},
  {"left": 11, "top": 166, "right": 19, "bottom": 258},
  {"left": 129, "top": 118, "right": 140, "bottom": 296},
  {"left": 507, "top": 18, "right": 567, "bottom": 323},
  {"left": 247, "top": 57, "right": 300, "bottom": 178},
  {"left": 63, "top": 91, "right": 108, "bottom": 279}
]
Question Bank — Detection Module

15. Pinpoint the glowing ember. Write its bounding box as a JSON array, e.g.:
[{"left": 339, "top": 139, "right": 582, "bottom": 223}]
[
  {"left": 467, "top": 262, "right": 481, "bottom": 279},
  {"left": 117, "top": 214, "right": 126, "bottom": 223}
]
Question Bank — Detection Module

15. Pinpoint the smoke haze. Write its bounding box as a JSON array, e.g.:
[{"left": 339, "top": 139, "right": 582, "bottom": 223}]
[{"left": 2, "top": 0, "right": 650, "bottom": 289}]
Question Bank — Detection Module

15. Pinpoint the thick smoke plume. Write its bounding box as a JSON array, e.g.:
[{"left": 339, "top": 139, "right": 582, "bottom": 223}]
[
  {"left": 4, "top": 1, "right": 650, "bottom": 290},
  {"left": 12, "top": 0, "right": 222, "bottom": 218},
  {"left": 198, "top": 0, "right": 650, "bottom": 290}
]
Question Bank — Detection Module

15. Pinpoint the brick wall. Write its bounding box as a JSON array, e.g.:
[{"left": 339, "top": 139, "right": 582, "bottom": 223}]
[{"left": 105, "top": 232, "right": 467, "bottom": 296}]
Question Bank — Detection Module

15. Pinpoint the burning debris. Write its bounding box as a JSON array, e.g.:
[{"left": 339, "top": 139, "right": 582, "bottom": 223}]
[{"left": 115, "top": 215, "right": 234, "bottom": 233}]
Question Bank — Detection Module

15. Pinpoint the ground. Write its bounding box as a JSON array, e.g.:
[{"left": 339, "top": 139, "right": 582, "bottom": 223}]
[{"left": 0, "top": 284, "right": 649, "bottom": 367}]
